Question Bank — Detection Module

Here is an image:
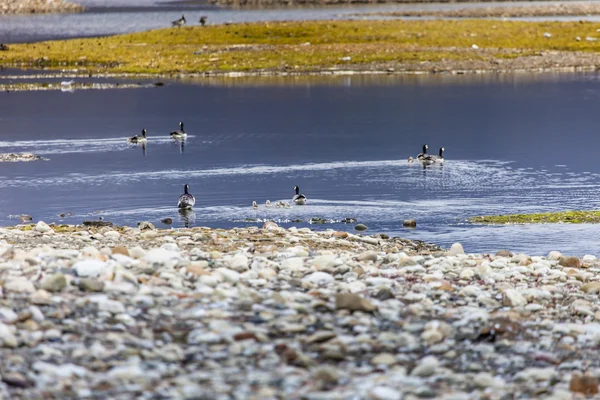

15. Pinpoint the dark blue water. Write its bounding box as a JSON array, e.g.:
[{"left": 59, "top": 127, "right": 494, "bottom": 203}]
[{"left": 1, "top": 72, "right": 600, "bottom": 255}]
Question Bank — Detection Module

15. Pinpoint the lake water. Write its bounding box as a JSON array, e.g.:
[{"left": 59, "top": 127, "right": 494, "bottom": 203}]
[
  {"left": 1, "top": 72, "right": 600, "bottom": 255},
  {"left": 1, "top": 0, "right": 599, "bottom": 43}
]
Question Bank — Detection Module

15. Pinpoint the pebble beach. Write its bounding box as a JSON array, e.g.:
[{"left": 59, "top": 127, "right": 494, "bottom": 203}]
[
  {"left": 0, "top": 221, "right": 597, "bottom": 398},
  {"left": 0, "top": 0, "right": 82, "bottom": 14}
]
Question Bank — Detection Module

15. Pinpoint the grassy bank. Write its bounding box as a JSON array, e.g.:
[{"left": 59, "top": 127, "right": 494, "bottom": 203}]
[
  {"left": 470, "top": 210, "right": 600, "bottom": 224},
  {"left": 1, "top": 20, "right": 600, "bottom": 76},
  {"left": 364, "top": 3, "right": 600, "bottom": 18}
]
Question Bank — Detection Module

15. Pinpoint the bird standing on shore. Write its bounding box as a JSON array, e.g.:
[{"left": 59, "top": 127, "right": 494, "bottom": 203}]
[
  {"left": 417, "top": 144, "right": 429, "bottom": 161},
  {"left": 199, "top": 16, "right": 208, "bottom": 26},
  {"left": 172, "top": 15, "right": 186, "bottom": 27},
  {"left": 128, "top": 128, "right": 147, "bottom": 144},
  {"left": 170, "top": 121, "right": 187, "bottom": 139},
  {"left": 292, "top": 186, "right": 307, "bottom": 205},
  {"left": 177, "top": 184, "right": 195, "bottom": 209}
]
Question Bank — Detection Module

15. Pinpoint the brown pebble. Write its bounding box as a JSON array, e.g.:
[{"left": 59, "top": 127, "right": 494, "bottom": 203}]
[
  {"left": 403, "top": 219, "right": 417, "bottom": 228},
  {"left": 559, "top": 256, "right": 581, "bottom": 269},
  {"left": 333, "top": 231, "right": 348, "bottom": 238},
  {"left": 186, "top": 263, "right": 210, "bottom": 276},
  {"left": 495, "top": 250, "right": 512, "bottom": 257},
  {"left": 570, "top": 372, "right": 599, "bottom": 395},
  {"left": 112, "top": 246, "right": 130, "bottom": 257},
  {"left": 335, "top": 293, "right": 377, "bottom": 313},
  {"left": 233, "top": 332, "right": 258, "bottom": 341}
]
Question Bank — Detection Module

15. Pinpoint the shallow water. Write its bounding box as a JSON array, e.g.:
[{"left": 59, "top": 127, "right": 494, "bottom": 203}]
[
  {"left": 1, "top": 0, "right": 599, "bottom": 43},
  {"left": 1, "top": 72, "right": 600, "bottom": 255}
]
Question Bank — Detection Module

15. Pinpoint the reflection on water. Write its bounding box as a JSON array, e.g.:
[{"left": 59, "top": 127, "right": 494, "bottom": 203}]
[
  {"left": 178, "top": 208, "right": 196, "bottom": 228},
  {"left": 0, "top": 73, "right": 600, "bottom": 255}
]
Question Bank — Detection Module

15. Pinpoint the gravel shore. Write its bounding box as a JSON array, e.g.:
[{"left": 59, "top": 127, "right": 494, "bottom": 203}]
[
  {"left": 0, "top": 0, "right": 83, "bottom": 15},
  {"left": 0, "top": 221, "right": 598, "bottom": 398}
]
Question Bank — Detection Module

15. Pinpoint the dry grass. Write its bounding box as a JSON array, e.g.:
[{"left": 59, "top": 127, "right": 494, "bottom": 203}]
[{"left": 1, "top": 20, "right": 599, "bottom": 75}]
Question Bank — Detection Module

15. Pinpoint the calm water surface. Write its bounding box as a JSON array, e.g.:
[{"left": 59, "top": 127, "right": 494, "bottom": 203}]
[{"left": 1, "top": 72, "right": 600, "bottom": 255}]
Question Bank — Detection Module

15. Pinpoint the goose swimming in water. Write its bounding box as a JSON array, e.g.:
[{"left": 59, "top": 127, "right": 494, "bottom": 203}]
[
  {"left": 417, "top": 144, "right": 429, "bottom": 161},
  {"left": 292, "top": 186, "right": 307, "bottom": 205},
  {"left": 422, "top": 147, "right": 445, "bottom": 165},
  {"left": 252, "top": 201, "right": 258, "bottom": 209},
  {"left": 170, "top": 121, "right": 187, "bottom": 139},
  {"left": 177, "top": 184, "right": 195, "bottom": 209},
  {"left": 172, "top": 15, "right": 186, "bottom": 27},
  {"left": 128, "top": 128, "right": 147, "bottom": 144},
  {"left": 265, "top": 200, "right": 272, "bottom": 207}
]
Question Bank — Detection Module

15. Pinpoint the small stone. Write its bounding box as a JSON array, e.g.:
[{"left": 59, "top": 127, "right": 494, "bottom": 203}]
[
  {"left": 161, "top": 218, "right": 173, "bottom": 225},
  {"left": 357, "top": 251, "right": 378, "bottom": 262},
  {"left": 4, "top": 279, "right": 35, "bottom": 293},
  {"left": 228, "top": 254, "right": 249, "bottom": 272},
  {"left": 369, "top": 386, "right": 401, "bottom": 400},
  {"left": 495, "top": 250, "right": 512, "bottom": 257},
  {"left": 262, "top": 221, "right": 279, "bottom": 230},
  {"left": 354, "top": 224, "right": 368, "bottom": 231},
  {"left": 138, "top": 221, "right": 155, "bottom": 231},
  {"left": 312, "top": 366, "right": 339, "bottom": 387},
  {"left": 95, "top": 297, "right": 125, "bottom": 314},
  {"left": 34, "top": 221, "right": 53, "bottom": 233},
  {"left": 78, "top": 279, "right": 104, "bottom": 292},
  {"left": 333, "top": 231, "right": 348, "bottom": 238},
  {"left": 112, "top": 246, "right": 129, "bottom": 256},
  {"left": 371, "top": 353, "right": 396, "bottom": 366},
  {"left": 2, "top": 372, "right": 32, "bottom": 388},
  {"left": 0, "top": 322, "right": 17, "bottom": 348},
  {"left": 141, "top": 230, "right": 158, "bottom": 240},
  {"left": 559, "top": 256, "right": 581, "bottom": 268},
  {"left": 403, "top": 219, "right": 416, "bottom": 228},
  {"left": 447, "top": 243, "right": 464, "bottom": 256},
  {"left": 74, "top": 260, "right": 109, "bottom": 278},
  {"left": 410, "top": 355, "right": 439, "bottom": 377},
  {"left": 503, "top": 289, "right": 527, "bottom": 307},
  {"left": 215, "top": 268, "right": 240, "bottom": 283},
  {"left": 375, "top": 287, "right": 393, "bottom": 301},
  {"left": 582, "top": 282, "right": 600, "bottom": 294},
  {"left": 473, "top": 372, "right": 505, "bottom": 389},
  {"left": 547, "top": 251, "right": 563, "bottom": 260},
  {"left": 40, "top": 273, "right": 67, "bottom": 293},
  {"left": 187, "top": 262, "right": 209, "bottom": 276},
  {"left": 305, "top": 330, "right": 336, "bottom": 344},
  {"left": 570, "top": 372, "right": 599, "bottom": 395},
  {"left": 302, "top": 272, "right": 334, "bottom": 285},
  {"left": 335, "top": 293, "right": 377, "bottom": 313},
  {"left": 104, "top": 230, "right": 120, "bottom": 240}
]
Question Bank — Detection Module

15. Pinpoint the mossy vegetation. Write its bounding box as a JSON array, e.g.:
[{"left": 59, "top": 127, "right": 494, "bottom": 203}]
[
  {"left": 0, "top": 20, "right": 599, "bottom": 75},
  {"left": 470, "top": 210, "right": 600, "bottom": 224}
]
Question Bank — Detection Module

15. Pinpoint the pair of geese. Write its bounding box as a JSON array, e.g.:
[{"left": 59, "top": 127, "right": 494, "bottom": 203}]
[
  {"left": 179, "top": 185, "right": 307, "bottom": 211},
  {"left": 128, "top": 122, "right": 187, "bottom": 144},
  {"left": 172, "top": 15, "right": 208, "bottom": 27},
  {"left": 252, "top": 186, "right": 307, "bottom": 209},
  {"left": 411, "top": 144, "right": 445, "bottom": 165}
]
